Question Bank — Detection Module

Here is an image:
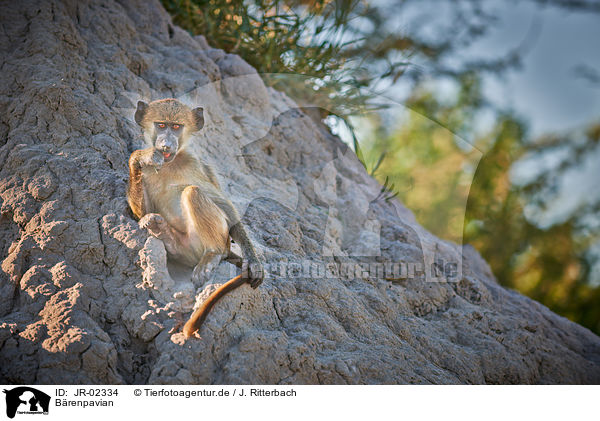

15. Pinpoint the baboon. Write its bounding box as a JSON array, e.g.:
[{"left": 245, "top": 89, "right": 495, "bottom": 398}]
[{"left": 127, "top": 98, "right": 263, "bottom": 338}]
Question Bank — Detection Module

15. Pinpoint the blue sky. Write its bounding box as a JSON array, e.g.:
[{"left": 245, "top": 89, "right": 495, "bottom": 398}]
[
  {"left": 469, "top": 1, "right": 600, "bottom": 137},
  {"left": 342, "top": 1, "right": 600, "bottom": 145}
]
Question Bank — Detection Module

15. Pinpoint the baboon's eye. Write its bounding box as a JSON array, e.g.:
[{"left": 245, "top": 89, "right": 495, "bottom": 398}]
[
  {"left": 172, "top": 124, "right": 181, "bottom": 130},
  {"left": 157, "top": 123, "right": 166, "bottom": 129}
]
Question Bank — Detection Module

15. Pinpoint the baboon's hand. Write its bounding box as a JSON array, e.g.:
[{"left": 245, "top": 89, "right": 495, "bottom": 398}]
[
  {"left": 147, "top": 148, "right": 165, "bottom": 169},
  {"left": 243, "top": 259, "right": 264, "bottom": 288},
  {"left": 136, "top": 148, "right": 164, "bottom": 170},
  {"left": 139, "top": 213, "right": 167, "bottom": 235}
]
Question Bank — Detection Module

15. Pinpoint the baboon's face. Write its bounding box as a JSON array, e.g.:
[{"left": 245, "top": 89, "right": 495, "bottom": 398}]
[
  {"left": 134, "top": 99, "right": 205, "bottom": 163},
  {"left": 153, "top": 121, "right": 183, "bottom": 162}
]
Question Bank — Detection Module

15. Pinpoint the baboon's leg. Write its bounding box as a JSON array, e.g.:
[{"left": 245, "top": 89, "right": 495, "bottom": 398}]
[
  {"left": 140, "top": 187, "right": 230, "bottom": 267},
  {"left": 181, "top": 186, "right": 230, "bottom": 265},
  {"left": 139, "top": 213, "right": 191, "bottom": 260}
]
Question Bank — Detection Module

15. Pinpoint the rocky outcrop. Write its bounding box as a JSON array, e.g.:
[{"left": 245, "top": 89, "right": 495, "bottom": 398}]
[{"left": 1, "top": 0, "right": 599, "bottom": 384}]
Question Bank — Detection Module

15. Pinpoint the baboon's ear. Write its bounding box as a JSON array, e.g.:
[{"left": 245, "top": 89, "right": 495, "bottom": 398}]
[
  {"left": 192, "top": 107, "right": 204, "bottom": 131},
  {"left": 135, "top": 101, "right": 148, "bottom": 126}
]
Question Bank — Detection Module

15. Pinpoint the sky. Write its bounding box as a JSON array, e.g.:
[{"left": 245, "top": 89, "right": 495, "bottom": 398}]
[
  {"left": 469, "top": 1, "right": 600, "bottom": 137},
  {"left": 337, "top": 0, "right": 600, "bottom": 147},
  {"left": 368, "top": 0, "right": 600, "bottom": 138}
]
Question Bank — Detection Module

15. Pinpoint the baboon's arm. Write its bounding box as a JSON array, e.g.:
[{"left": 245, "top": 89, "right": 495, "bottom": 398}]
[
  {"left": 127, "top": 148, "right": 162, "bottom": 220},
  {"left": 127, "top": 151, "right": 145, "bottom": 220},
  {"left": 230, "top": 223, "right": 259, "bottom": 264},
  {"left": 211, "top": 195, "right": 263, "bottom": 287}
]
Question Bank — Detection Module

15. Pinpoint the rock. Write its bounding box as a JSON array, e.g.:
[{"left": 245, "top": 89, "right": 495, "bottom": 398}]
[{"left": 0, "top": 0, "right": 599, "bottom": 385}]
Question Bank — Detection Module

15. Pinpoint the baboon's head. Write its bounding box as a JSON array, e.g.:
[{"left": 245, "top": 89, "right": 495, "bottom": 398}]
[{"left": 135, "top": 98, "right": 204, "bottom": 162}]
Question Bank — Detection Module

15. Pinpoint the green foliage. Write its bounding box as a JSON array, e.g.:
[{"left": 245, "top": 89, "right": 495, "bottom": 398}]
[
  {"left": 161, "top": 0, "right": 377, "bottom": 117},
  {"left": 163, "top": 0, "right": 350, "bottom": 75}
]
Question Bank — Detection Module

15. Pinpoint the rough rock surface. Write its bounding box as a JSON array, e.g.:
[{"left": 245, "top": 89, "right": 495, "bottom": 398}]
[{"left": 1, "top": 0, "right": 599, "bottom": 385}]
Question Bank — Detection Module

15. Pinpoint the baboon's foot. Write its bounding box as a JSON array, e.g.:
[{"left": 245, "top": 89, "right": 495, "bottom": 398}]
[{"left": 139, "top": 213, "right": 169, "bottom": 238}]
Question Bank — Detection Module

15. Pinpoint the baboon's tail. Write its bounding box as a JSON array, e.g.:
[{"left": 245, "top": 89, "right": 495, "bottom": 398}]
[{"left": 182, "top": 275, "right": 245, "bottom": 338}]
